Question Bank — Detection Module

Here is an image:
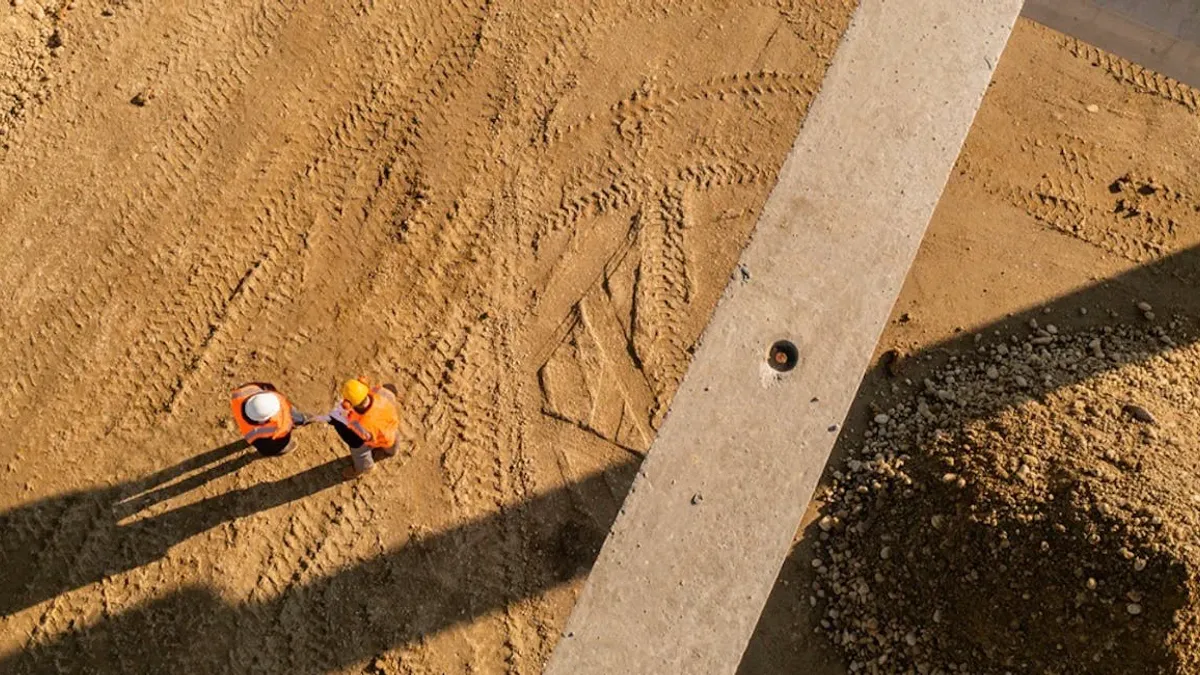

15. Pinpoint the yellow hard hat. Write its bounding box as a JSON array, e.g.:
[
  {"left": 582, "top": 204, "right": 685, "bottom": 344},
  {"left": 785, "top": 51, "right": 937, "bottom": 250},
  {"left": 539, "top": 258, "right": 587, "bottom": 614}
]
[{"left": 341, "top": 378, "right": 370, "bottom": 407}]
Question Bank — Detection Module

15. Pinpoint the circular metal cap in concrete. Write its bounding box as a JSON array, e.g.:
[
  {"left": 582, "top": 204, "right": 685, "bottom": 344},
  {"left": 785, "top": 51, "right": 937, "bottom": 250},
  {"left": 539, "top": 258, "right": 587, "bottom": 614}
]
[{"left": 767, "top": 340, "right": 798, "bottom": 372}]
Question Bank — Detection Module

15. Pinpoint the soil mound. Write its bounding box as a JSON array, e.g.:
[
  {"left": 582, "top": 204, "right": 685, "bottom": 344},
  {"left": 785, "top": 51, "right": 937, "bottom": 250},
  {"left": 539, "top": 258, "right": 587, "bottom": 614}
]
[
  {"left": 817, "top": 319, "right": 1200, "bottom": 673},
  {"left": 0, "top": 1, "right": 59, "bottom": 141}
]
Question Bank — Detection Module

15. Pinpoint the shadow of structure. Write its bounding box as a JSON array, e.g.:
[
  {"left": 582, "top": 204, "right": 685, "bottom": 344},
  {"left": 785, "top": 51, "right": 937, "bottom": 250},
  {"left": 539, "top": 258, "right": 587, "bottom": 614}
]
[
  {"left": 0, "top": 446, "right": 637, "bottom": 673},
  {"left": 0, "top": 439, "right": 351, "bottom": 619},
  {"left": 740, "top": 244, "right": 1200, "bottom": 673},
  {"left": 4, "top": 243, "right": 1198, "bottom": 673}
]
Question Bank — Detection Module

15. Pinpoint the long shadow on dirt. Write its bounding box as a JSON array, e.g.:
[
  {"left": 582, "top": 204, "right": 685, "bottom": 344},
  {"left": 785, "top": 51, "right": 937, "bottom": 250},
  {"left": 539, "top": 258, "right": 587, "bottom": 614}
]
[
  {"left": 740, "top": 243, "right": 1200, "bottom": 673},
  {"left": 0, "top": 439, "right": 343, "bottom": 619},
  {"left": 1, "top": 452, "right": 636, "bottom": 673},
  {"left": 6, "top": 243, "right": 1198, "bottom": 672}
]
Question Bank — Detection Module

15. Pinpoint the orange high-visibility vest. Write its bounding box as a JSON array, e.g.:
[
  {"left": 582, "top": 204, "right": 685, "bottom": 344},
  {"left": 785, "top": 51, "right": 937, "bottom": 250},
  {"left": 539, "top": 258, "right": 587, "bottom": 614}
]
[
  {"left": 340, "top": 380, "right": 399, "bottom": 450},
  {"left": 231, "top": 383, "right": 294, "bottom": 443}
]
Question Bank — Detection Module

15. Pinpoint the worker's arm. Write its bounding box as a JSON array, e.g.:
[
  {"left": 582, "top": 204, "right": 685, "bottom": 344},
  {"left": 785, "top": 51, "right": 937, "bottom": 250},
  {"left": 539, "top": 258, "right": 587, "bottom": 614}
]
[
  {"left": 348, "top": 420, "right": 372, "bottom": 442},
  {"left": 327, "top": 405, "right": 372, "bottom": 442}
]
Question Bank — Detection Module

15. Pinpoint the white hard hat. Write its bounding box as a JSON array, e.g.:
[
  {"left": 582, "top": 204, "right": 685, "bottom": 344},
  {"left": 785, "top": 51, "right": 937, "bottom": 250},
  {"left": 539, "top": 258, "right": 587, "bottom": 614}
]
[{"left": 244, "top": 392, "right": 282, "bottom": 423}]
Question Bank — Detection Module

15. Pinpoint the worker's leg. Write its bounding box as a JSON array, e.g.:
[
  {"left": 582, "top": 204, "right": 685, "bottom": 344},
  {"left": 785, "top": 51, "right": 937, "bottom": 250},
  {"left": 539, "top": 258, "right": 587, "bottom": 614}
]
[
  {"left": 342, "top": 443, "right": 375, "bottom": 480},
  {"left": 253, "top": 434, "right": 293, "bottom": 457},
  {"left": 371, "top": 437, "right": 401, "bottom": 463}
]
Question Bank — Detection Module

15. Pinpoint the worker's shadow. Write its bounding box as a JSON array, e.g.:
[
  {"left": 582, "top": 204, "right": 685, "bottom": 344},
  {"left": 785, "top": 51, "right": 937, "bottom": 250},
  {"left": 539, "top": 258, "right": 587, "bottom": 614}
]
[
  {"left": 112, "top": 439, "right": 258, "bottom": 518},
  {"left": 0, "top": 456, "right": 634, "bottom": 674},
  {"left": 0, "top": 439, "right": 347, "bottom": 619}
]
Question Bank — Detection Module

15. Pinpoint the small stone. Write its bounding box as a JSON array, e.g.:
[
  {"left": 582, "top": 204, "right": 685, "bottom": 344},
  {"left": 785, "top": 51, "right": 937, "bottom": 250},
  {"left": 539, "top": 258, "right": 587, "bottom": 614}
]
[
  {"left": 1144, "top": 310, "right": 1156, "bottom": 321},
  {"left": 1029, "top": 318, "right": 1039, "bottom": 329},
  {"left": 1031, "top": 336, "right": 1054, "bottom": 345},
  {"left": 880, "top": 546, "right": 891, "bottom": 560},
  {"left": 1046, "top": 324, "right": 1058, "bottom": 335},
  {"left": 1086, "top": 578, "right": 1097, "bottom": 590},
  {"left": 818, "top": 515, "right": 834, "bottom": 532},
  {"left": 690, "top": 493, "right": 703, "bottom": 505},
  {"left": 1126, "top": 603, "right": 1143, "bottom": 616},
  {"left": 1136, "top": 301, "right": 1153, "bottom": 312},
  {"left": 986, "top": 366, "right": 999, "bottom": 380},
  {"left": 1086, "top": 103, "right": 1100, "bottom": 113},
  {"left": 131, "top": 91, "right": 150, "bottom": 106},
  {"left": 1015, "top": 376, "right": 1028, "bottom": 388},
  {"left": 1134, "top": 558, "right": 1147, "bottom": 572},
  {"left": 1123, "top": 404, "right": 1156, "bottom": 424},
  {"left": 873, "top": 413, "right": 889, "bottom": 425},
  {"left": 905, "top": 632, "right": 918, "bottom": 647},
  {"left": 1080, "top": 307, "right": 1088, "bottom": 315}
]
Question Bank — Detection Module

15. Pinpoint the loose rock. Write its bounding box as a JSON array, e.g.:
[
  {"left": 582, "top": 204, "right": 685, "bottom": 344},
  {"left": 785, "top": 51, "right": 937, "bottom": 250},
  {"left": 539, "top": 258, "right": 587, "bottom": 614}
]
[{"left": 816, "top": 321, "right": 1200, "bottom": 673}]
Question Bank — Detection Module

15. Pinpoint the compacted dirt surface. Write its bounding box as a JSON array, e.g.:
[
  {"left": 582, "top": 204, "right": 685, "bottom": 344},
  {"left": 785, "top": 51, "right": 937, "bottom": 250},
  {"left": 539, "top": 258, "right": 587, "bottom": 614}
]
[
  {"left": 0, "top": 0, "right": 856, "bottom": 672},
  {"left": 4, "top": 2, "right": 1200, "bottom": 674}
]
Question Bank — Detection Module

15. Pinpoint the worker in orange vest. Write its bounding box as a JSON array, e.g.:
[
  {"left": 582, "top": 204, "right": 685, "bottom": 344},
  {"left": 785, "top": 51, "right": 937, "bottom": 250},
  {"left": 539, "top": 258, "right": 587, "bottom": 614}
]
[
  {"left": 321, "top": 376, "right": 403, "bottom": 479},
  {"left": 230, "top": 382, "right": 313, "bottom": 456}
]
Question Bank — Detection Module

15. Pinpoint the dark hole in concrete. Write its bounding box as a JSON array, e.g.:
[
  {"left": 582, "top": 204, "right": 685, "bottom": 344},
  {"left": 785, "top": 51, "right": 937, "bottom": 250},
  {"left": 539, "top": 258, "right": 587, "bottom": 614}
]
[{"left": 768, "top": 340, "right": 798, "bottom": 372}]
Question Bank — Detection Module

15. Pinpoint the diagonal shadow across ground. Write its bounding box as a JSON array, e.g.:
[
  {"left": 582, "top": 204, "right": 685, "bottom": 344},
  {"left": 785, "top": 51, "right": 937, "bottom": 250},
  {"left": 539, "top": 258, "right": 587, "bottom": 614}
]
[
  {"left": 0, "top": 454, "right": 637, "bottom": 673},
  {"left": 0, "top": 439, "right": 283, "bottom": 619},
  {"left": 2, "top": 244, "right": 1197, "bottom": 673}
]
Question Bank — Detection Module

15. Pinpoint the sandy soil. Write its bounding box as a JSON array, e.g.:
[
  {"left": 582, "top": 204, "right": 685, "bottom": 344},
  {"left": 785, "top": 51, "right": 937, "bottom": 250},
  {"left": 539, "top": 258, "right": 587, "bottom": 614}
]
[
  {"left": 0, "top": 0, "right": 855, "bottom": 672},
  {"left": 3, "top": 1, "right": 1200, "bottom": 673}
]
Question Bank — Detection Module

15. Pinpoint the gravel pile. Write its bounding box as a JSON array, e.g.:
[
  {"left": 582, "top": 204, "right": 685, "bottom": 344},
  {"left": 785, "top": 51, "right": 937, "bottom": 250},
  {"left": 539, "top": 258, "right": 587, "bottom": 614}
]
[{"left": 815, "top": 315, "right": 1200, "bottom": 674}]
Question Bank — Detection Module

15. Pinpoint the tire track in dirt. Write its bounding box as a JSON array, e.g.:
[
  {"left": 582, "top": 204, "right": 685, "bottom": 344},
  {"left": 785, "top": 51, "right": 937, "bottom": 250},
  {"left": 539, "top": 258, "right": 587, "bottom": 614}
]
[
  {"left": 192, "top": 5, "right": 503, "bottom": 666},
  {"left": 5, "top": 1, "right": 491, "bottom": 659},
  {"left": 1061, "top": 36, "right": 1200, "bottom": 113},
  {"left": 2, "top": 1, "right": 858, "bottom": 670},
  {"left": 201, "top": 5, "right": 506, "bottom": 666},
  {"left": 0, "top": 0, "right": 315, "bottom": 434},
  {"left": 969, "top": 124, "right": 1200, "bottom": 265}
]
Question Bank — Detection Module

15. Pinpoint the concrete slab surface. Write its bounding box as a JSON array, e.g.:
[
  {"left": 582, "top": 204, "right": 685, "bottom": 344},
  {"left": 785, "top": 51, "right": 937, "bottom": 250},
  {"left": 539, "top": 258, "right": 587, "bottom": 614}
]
[
  {"left": 1023, "top": 0, "right": 1200, "bottom": 89},
  {"left": 544, "top": 0, "right": 1024, "bottom": 672}
]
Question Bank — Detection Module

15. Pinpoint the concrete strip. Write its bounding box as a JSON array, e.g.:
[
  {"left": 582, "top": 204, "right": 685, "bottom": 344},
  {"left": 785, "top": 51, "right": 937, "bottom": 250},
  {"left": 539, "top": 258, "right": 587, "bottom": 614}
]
[
  {"left": 1022, "top": 0, "right": 1200, "bottom": 89},
  {"left": 544, "top": 0, "right": 1023, "bottom": 672}
]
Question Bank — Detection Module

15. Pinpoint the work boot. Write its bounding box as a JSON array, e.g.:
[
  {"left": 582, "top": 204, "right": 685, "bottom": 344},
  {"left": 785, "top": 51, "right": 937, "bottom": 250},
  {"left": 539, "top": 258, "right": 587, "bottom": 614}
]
[
  {"left": 342, "top": 463, "right": 372, "bottom": 480},
  {"left": 371, "top": 447, "right": 397, "bottom": 462}
]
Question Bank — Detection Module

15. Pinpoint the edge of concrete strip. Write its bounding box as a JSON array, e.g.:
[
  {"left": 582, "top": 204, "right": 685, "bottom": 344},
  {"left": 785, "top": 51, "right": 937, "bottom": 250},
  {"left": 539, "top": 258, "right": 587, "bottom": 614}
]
[
  {"left": 545, "top": 1, "right": 1024, "bottom": 672},
  {"left": 1022, "top": 0, "right": 1200, "bottom": 89}
]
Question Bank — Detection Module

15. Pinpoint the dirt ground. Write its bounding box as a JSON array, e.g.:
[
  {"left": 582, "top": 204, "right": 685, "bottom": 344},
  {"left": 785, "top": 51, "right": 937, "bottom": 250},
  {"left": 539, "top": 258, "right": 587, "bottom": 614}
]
[
  {"left": 3, "top": 1, "right": 1200, "bottom": 673},
  {"left": 0, "top": 0, "right": 855, "bottom": 672}
]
